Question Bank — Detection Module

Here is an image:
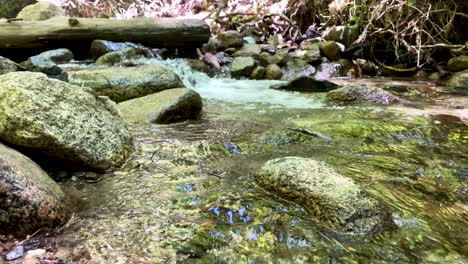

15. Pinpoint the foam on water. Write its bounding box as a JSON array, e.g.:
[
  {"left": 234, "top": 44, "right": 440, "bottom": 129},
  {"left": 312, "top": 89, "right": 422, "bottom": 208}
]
[{"left": 156, "top": 59, "right": 324, "bottom": 109}]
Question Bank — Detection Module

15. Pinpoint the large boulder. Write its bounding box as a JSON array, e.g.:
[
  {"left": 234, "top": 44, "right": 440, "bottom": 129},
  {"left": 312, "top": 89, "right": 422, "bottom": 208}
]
[
  {"left": 327, "top": 85, "right": 399, "bottom": 105},
  {"left": 0, "top": 72, "right": 134, "bottom": 171},
  {"left": 16, "top": 0, "right": 64, "bottom": 21},
  {"left": 218, "top": 30, "right": 244, "bottom": 49},
  {"left": 323, "top": 25, "right": 359, "bottom": 48},
  {"left": 447, "top": 56, "right": 468, "bottom": 73},
  {"left": 95, "top": 47, "right": 155, "bottom": 66},
  {"left": 117, "top": 88, "right": 203, "bottom": 124},
  {"left": 0, "top": 143, "right": 72, "bottom": 237},
  {"left": 0, "top": 0, "right": 35, "bottom": 18},
  {"left": 0, "top": 56, "right": 18, "bottom": 75},
  {"left": 90, "top": 40, "right": 142, "bottom": 60},
  {"left": 271, "top": 76, "right": 340, "bottom": 92},
  {"left": 448, "top": 70, "right": 468, "bottom": 88},
  {"left": 256, "top": 157, "right": 392, "bottom": 235},
  {"left": 230, "top": 57, "right": 256, "bottom": 78},
  {"left": 67, "top": 64, "right": 184, "bottom": 102}
]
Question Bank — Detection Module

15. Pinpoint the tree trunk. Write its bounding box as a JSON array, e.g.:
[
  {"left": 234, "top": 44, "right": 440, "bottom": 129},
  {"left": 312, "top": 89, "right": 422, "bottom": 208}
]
[{"left": 0, "top": 16, "right": 210, "bottom": 59}]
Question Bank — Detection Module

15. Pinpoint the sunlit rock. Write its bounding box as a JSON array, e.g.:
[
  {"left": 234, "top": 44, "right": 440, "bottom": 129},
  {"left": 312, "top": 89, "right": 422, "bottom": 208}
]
[
  {"left": 21, "top": 48, "right": 73, "bottom": 80},
  {"left": 327, "top": 85, "right": 399, "bottom": 105},
  {"left": 0, "top": 56, "right": 18, "bottom": 75},
  {"left": 16, "top": 0, "right": 64, "bottom": 21},
  {"left": 256, "top": 157, "right": 393, "bottom": 235},
  {"left": 218, "top": 30, "right": 243, "bottom": 49},
  {"left": 0, "top": 72, "right": 134, "bottom": 171},
  {"left": 117, "top": 88, "right": 202, "bottom": 124},
  {"left": 67, "top": 64, "right": 184, "bottom": 102},
  {"left": 265, "top": 64, "right": 283, "bottom": 80},
  {"left": 232, "top": 44, "right": 262, "bottom": 59},
  {"left": 230, "top": 57, "right": 256, "bottom": 78},
  {"left": 0, "top": 143, "right": 72, "bottom": 237}
]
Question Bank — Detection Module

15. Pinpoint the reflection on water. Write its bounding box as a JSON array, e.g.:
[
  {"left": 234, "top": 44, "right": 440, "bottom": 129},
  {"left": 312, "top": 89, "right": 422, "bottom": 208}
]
[{"left": 56, "top": 63, "right": 467, "bottom": 263}]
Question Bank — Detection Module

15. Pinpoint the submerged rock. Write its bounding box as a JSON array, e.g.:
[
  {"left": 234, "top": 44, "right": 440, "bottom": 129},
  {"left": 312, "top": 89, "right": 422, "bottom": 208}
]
[
  {"left": 0, "top": 72, "right": 134, "bottom": 171},
  {"left": 95, "top": 47, "right": 155, "bottom": 66},
  {"left": 0, "top": 143, "right": 72, "bottom": 237},
  {"left": 230, "top": 57, "right": 256, "bottom": 78},
  {"left": 256, "top": 157, "right": 392, "bottom": 235},
  {"left": 0, "top": 56, "right": 18, "bottom": 75},
  {"left": 448, "top": 70, "right": 468, "bottom": 88},
  {"left": 271, "top": 76, "right": 339, "bottom": 92},
  {"left": 67, "top": 64, "right": 184, "bottom": 102},
  {"left": 327, "top": 85, "right": 399, "bottom": 105},
  {"left": 16, "top": 0, "right": 64, "bottom": 21},
  {"left": 117, "top": 88, "right": 202, "bottom": 124}
]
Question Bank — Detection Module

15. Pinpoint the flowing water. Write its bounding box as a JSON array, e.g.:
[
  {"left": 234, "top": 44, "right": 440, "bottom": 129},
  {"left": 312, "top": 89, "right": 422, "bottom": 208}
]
[{"left": 56, "top": 59, "right": 467, "bottom": 263}]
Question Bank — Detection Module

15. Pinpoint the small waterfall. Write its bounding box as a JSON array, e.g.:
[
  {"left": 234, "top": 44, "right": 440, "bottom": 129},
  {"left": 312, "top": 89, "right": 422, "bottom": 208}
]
[{"left": 147, "top": 58, "right": 324, "bottom": 109}]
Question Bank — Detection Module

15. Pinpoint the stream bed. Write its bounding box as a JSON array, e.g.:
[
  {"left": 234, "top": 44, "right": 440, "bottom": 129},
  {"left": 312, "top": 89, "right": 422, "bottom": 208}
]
[{"left": 53, "top": 61, "right": 467, "bottom": 263}]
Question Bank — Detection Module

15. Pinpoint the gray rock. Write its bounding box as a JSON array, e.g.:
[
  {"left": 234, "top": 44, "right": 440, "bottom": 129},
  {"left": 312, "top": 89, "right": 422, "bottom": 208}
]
[
  {"left": 0, "top": 56, "right": 18, "bottom": 75},
  {"left": 90, "top": 40, "right": 141, "bottom": 60},
  {"left": 243, "top": 36, "right": 257, "bottom": 44},
  {"left": 256, "top": 157, "right": 392, "bottom": 235},
  {"left": 319, "top": 41, "right": 342, "bottom": 61},
  {"left": 117, "top": 88, "right": 202, "bottom": 124},
  {"left": 21, "top": 48, "right": 73, "bottom": 76},
  {"left": 16, "top": 1, "right": 64, "bottom": 21},
  {"left": 323, "top": 25, "right": 359, "bottom": 48},
  {"left": 303, "top": 48, "right": 321, "bottom": 64},
  {"left": 447, "top": 56, "right": 468, "bottom": 73},
  {"left": 271, "top": 76, "right": 339, "bottom": 92},
  {"left": 0, "top": 0, "right": 35, "bottom": 18},
  {"left": 95, "top": 47, "right": 155, "bottom": 66},
  {"left": 0, "top": 72, "right": 134, "bottom": 171},
  {"left": 218, "top": 30, "right": 243, "bottom": 49},
  {"left": 67, "top": 64, "right": 184, "bottom": 102},
  {"left": 250, "top": 66, "right": 266, "bottom": 80},
  {"left": 232, "top": 44, "right": 261, "bottom": 59},
  {"left": 448, "top": 70, "right": 468, "bottom": 88},
  {"left": 300, "top": 38, "right": 320, "bottom": 50},
  {"left": 327, "top": 85, "right": 399, "bottom": 105},
  {"left": 230, "top": 57, "right": 256, "bottom": 78},
  {"left": 314, "top": 59, "right": 357, "bottom": 80},
  {"left": 265, "top": 64, "right": 283, "bottom": 80},
  {"left": 202, "top": 38, "right": 220, "bottom": 54},
  {"left": 0, "top": 143, "right": 72, "bottom": 237},
  {"left": 281, "top": 59, "right": 316, "bottom": 81}
]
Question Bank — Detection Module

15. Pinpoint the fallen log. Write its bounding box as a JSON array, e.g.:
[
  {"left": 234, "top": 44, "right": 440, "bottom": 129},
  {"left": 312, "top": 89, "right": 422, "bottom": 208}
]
[{"left": 0, "top": 16, "right": 210, "bottom": 58}]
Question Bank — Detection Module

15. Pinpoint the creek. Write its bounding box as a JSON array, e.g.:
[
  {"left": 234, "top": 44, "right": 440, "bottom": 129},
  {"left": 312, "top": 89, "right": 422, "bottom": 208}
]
[{"left": 57, "top": 59, "right": 467, "bottom": 263}]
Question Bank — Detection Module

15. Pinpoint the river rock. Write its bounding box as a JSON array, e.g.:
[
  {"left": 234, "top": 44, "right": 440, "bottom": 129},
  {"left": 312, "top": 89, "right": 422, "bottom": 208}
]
[
  {"left": 319, "top": 41, "right": 342, "bottom": 61},
  {"left": 271, "top": 76, "right": 339, "bottom": 92},
  {"left": 256, "top": 157, "right": 392, "bottom": 235},
  {"left": 0, "top": 72, "right": 134, "bottom": 171},
  {"left": 259, "top": 52, "right": 279, "bottom": 67},
  {"left": 250, "top": 66, "right": 266, "bottom": 80},
  {"left": 16, "top": 0, "right": 64, "bottom": 21},
  {"left": 90, "top": 40, "right": 141, "bottom": 60},
  {"left": 314, "top": 59, "right": 357, "bottom": 80},
  {"left": 67, "top": 64, "right": 184, "bottom": 102},
  {"left": 243, "top": 36, "right": 257, "bottom": 44},
  {"left": 281, "top": 59, "right": 316, "bottom": 81},
  {"left": 95, "top": 47, "right": 155, "bottom": 66},
  {"left": 323, "top": 25, "right": 359, "bottom": 48},
  {"left": 117, "top": 88, "right": 202, "bottom": 124},
  {"left": 0, "top": 56, "right": 18, "bottom": 75},
  {"left": 327, "top": 85, "right": 399, "bottom": 105},
  {"left": 0, "top": 143, "right": 72, "bottom": 237},
  {"left": 355, "top": 59, "right": 379, "bottom": 76},
  {"left": 300, "top": 38, "right": 320, "bottom": 50},
  {"left": 265, "top": 64, "right": 283, "bottom": 80},
  {"left": 0, "top": 0, "right": 35, "bottom": 18},
  {"left": 230, "top": 57, "right": 256, "bottom": 78},
  {"left": 21, "top": 48, "right": 73, "bottom": 77},
  {"left": 232, "top": 44, "right": 262, "bottom": 59},
  {"left": 218, "top": 30, "right": 244, "bottom": 49},
  {"left": 447, "top": 56, "right": 468, "bottom": 73},
  {"left": 448, "top": 70, "right": 468, "bottom": 88}
]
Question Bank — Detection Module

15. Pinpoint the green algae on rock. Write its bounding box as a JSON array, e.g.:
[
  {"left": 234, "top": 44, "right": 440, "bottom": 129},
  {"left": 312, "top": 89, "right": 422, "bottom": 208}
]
[
  {"left": 0, "top": 72, "right": 134, "bottom": 171},
  {"left": 0, "top": 143, "right": 72, "bottom": 237},
  {"left": 67, "top": 64, "right": 184, "bottom": 102},
  {"left": 256, "top": 157, "right": 393, "bottom": 235},
  {"left": 117, "top": 88, "right": 202, "bottom": 124}
]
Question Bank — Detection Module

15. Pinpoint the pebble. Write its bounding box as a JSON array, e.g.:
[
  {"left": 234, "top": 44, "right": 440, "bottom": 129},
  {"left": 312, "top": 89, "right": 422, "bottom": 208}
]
[{"left": 5, "top": 244, "right": 24, "bottom": 261}]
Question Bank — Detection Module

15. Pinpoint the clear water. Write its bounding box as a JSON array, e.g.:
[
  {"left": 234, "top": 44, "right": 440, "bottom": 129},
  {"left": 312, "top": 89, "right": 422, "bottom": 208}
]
[{"left": 57, "top": 59, "right": 467, "bottom": 263}]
